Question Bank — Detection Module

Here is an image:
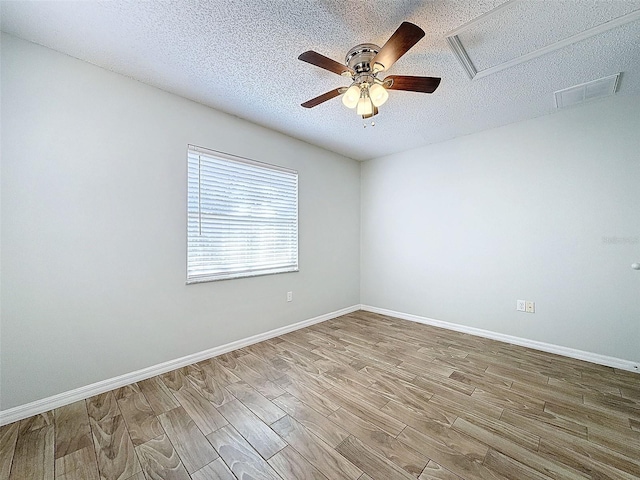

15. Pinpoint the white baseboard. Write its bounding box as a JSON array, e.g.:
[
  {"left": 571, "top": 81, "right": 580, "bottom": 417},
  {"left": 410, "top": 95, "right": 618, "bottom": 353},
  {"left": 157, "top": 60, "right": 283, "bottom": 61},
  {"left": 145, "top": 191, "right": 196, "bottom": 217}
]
[
  {"left": 361, "top": 305, "right": 639, "bottom": 373},
  {"left": 0, "top": 304, "right": 360, "bottom": 426}
]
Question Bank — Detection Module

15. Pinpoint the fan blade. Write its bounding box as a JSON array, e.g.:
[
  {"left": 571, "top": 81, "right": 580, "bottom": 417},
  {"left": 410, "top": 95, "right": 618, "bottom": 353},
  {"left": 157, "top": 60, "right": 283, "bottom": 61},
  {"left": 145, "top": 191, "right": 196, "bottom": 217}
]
[
  {"left": 298, "top": 51, "right": 354, "bottom": 76},
  {"left": 372, "top": 22, "right": 425, "bottom": 72},
  {"left": 301, "top": 88, "right": 345, "bottom": 108},
  {"left": 384, "top": 75, "right": 441, "bottom": 93}
]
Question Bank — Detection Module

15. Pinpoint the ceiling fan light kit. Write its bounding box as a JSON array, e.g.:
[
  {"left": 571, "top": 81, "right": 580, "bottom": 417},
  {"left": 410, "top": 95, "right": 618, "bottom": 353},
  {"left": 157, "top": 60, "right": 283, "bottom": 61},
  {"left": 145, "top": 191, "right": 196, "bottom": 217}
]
[
  {"left": 369, "top": 83, "right": 389, "bottom": 107},
  {"left": 356, "top": 90, "right": 374, "bottom": 116},
  {"left": 299, "top": 22, "right": 441, "bottom": 122},
  {"left": 342, "top": 84, "right": 361, "bottom": 108}
]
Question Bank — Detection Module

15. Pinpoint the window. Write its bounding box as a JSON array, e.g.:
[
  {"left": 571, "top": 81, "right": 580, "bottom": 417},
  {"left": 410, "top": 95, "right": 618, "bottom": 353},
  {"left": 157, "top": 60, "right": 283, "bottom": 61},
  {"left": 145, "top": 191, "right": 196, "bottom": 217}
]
[{"left": 187, "top": 145, "right": 298, "bottom": 283}]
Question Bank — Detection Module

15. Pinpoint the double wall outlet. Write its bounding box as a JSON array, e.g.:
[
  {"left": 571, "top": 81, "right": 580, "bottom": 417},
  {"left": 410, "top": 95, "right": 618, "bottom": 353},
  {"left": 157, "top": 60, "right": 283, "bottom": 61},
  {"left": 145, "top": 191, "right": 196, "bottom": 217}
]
[
  {"left": 287, "top": 291, "right": 293, "bottom": 302},
  {"left": 517, "top": 300, "right": 535, "bottom": 313}
]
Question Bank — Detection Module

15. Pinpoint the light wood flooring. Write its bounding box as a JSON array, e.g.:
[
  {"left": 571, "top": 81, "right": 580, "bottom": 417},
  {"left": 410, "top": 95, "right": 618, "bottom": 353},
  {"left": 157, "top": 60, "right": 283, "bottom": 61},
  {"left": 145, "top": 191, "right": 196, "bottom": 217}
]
[{"left": 2, "top": 310, "right": 639, "bottom": 480}]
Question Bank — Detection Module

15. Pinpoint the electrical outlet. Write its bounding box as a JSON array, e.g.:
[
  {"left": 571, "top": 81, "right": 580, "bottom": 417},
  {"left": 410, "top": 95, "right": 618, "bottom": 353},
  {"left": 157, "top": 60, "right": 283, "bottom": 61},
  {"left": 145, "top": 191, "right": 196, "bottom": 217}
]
[
  {"left": 287, "top": 291, "right": 293, "bottom": 302},
  {"left": 516, "top": 300, "right": 526, "bottom": 312},
  {"left": 526, "top": 301, "right": 535, "bottom": 313}
]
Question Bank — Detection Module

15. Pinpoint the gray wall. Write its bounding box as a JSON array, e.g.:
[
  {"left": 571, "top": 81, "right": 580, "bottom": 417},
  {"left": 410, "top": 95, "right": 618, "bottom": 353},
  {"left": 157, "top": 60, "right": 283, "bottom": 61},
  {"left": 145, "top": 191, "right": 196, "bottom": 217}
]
[
  {"left": 361, "top": 95, "right": 640, "bottom": 364},
  {"left": 1, "top": 35, "right": 361, "bottom": 409}
]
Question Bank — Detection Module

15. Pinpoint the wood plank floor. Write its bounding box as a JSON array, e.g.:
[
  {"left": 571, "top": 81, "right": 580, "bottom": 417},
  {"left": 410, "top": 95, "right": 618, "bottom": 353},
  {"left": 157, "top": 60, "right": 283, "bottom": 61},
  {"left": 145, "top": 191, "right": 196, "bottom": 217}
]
[{"left": 2, "top": 311, "right": 639, "bottom": 480}]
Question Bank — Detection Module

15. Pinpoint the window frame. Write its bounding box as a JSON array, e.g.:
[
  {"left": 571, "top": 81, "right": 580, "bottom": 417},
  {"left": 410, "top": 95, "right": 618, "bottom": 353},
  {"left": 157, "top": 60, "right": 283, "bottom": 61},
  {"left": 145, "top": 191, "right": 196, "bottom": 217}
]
[{"left": 186, "top": 144, "right": 299, "bottom": 284}]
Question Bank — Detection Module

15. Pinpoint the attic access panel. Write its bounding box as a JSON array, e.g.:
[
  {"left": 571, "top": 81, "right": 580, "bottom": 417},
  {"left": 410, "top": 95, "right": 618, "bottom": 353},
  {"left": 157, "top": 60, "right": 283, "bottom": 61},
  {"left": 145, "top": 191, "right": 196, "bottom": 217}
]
[{"left": 446, "top": 0, "right": 640, "bottom": 79}]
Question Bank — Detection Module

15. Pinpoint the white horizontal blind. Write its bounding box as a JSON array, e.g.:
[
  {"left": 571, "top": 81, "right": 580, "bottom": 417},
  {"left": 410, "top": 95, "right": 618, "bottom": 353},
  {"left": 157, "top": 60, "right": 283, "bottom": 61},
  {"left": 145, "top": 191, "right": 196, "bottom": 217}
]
[{"left": 187, "top": 145, "right": 298, "bottom": 283}]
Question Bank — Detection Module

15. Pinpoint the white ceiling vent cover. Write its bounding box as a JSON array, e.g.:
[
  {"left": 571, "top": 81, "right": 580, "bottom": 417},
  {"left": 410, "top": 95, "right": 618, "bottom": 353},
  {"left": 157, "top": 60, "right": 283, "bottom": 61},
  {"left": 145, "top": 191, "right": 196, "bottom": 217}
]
[{"left": 554, "top": 73, "right": 620, "bottom": 109}]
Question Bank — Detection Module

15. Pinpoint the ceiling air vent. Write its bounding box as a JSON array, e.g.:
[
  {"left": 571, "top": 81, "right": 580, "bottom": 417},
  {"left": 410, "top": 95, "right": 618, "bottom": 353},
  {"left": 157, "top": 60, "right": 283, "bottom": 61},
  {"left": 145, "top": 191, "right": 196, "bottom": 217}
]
[{"left": 554, "top": 73, "right": 620, "bottom": 109}]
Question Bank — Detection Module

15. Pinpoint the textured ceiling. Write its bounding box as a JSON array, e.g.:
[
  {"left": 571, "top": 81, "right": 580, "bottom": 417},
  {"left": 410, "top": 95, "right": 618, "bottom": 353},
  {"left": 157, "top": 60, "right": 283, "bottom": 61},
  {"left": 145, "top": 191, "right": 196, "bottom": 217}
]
[{"left": 2, "top": 0, "right": 640, "bottom": 161}]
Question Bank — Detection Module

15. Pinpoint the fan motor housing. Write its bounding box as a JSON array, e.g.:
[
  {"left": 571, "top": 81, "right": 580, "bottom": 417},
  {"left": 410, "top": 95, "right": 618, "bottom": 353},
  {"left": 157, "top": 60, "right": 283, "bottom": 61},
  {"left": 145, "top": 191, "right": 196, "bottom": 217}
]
[{"left": 345, "top": 43, "right": 380, "bottom": 74}]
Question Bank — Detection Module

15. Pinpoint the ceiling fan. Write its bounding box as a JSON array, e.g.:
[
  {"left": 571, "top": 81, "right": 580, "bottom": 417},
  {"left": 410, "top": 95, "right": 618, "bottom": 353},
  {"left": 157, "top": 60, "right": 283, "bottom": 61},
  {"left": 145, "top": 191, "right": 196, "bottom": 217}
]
[{"left": 298, "top": 22, "right": 441, "bottom": 120}]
